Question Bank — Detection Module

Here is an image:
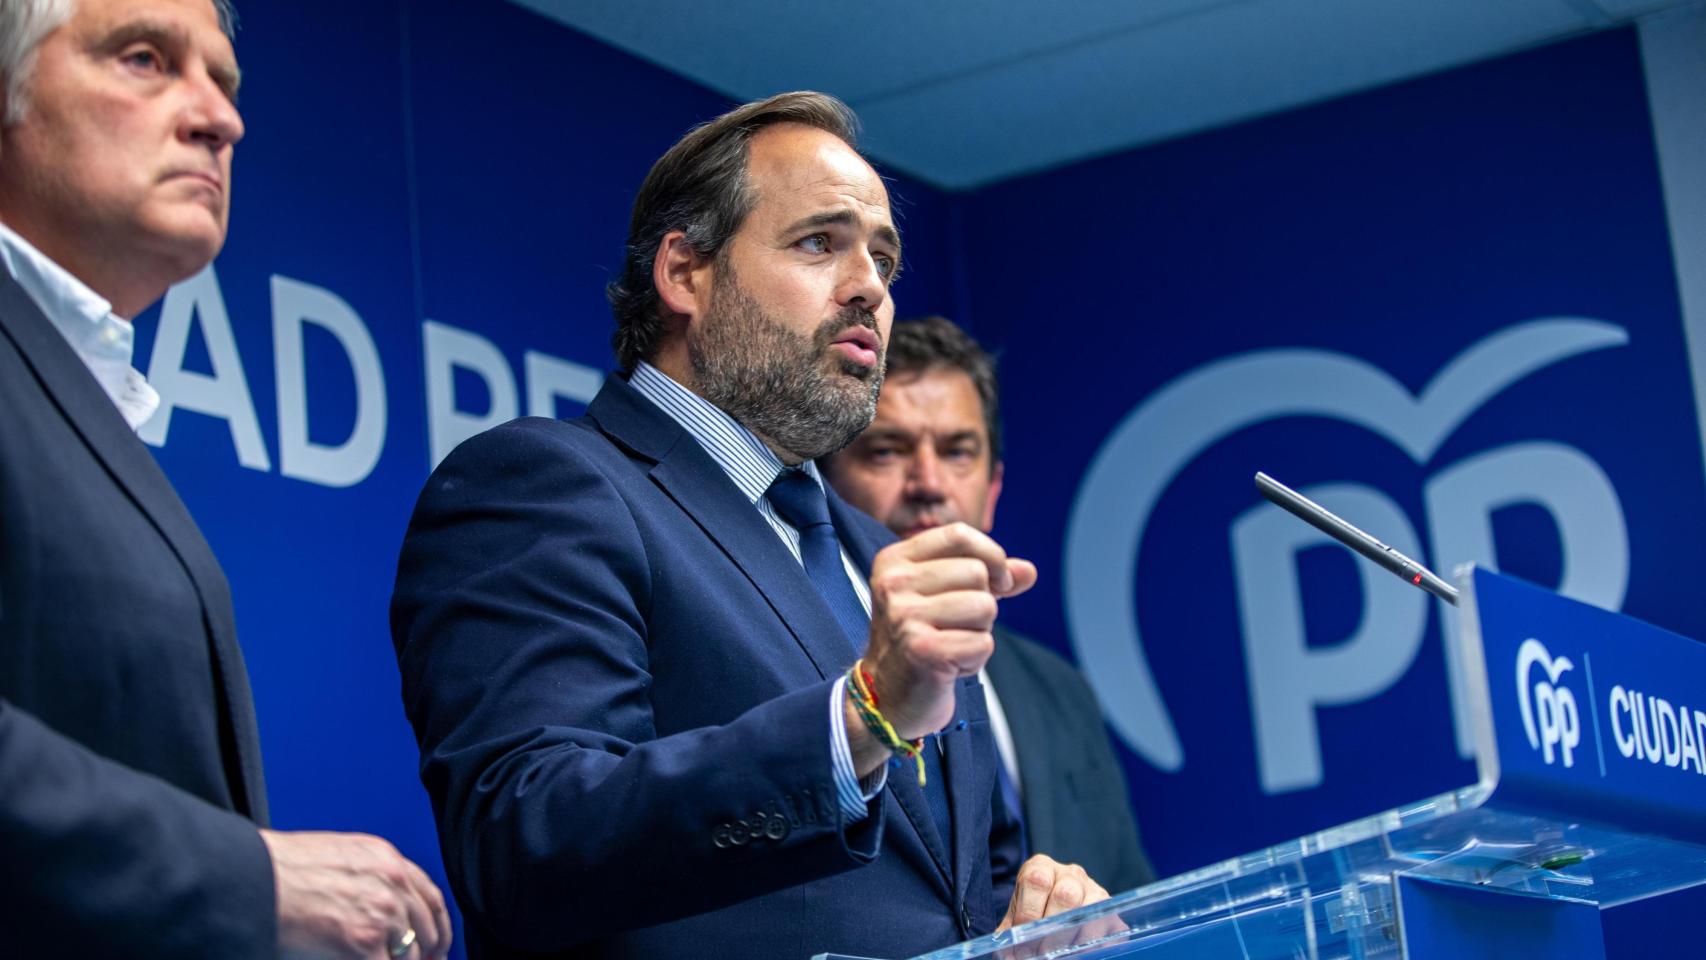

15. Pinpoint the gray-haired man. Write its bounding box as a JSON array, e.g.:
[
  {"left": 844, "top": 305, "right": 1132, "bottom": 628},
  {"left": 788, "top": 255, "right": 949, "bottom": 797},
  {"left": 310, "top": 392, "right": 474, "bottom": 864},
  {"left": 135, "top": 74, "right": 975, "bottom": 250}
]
[{"left": 0, "top": 1, "right": 448, "bottom": 956}]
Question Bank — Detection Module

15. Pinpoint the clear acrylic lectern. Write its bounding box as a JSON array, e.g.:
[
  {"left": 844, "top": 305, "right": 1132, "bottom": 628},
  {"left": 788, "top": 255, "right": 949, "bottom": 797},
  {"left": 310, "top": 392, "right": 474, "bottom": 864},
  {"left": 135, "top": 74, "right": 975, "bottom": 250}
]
[{"left": 818, "top": 567, "right": 1706, "bottom": 959}]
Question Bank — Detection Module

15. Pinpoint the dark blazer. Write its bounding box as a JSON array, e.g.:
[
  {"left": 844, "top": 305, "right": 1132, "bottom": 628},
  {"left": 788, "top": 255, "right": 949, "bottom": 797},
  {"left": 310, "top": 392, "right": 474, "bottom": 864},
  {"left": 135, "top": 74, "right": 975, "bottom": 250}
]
[
  {"left": 0, "top": 272, "right": 275, "bottom": 957},
  {"left": 391, "top": 374, "right": 1021, "bottom": 960},
  {"left": 985, "top": 626, "right": 1154, "bottom": 893}
]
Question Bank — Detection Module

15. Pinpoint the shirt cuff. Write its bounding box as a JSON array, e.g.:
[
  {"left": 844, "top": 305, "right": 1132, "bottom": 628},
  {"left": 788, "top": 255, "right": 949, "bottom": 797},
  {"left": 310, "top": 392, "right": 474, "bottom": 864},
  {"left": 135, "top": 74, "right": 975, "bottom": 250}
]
[{"left": 829, "top": 674, "right": 888, "bottom": 821}]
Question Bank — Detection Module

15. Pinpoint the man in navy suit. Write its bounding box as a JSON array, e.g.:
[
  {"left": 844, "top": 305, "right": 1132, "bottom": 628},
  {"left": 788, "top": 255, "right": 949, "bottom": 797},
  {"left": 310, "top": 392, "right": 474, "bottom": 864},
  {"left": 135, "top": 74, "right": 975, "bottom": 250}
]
[
  {"left": 391, "top": 92, "right": 1109, "bottom": 958},
  {"left": 0, "top": 1, "right": 448, "bottom": 957},
  {"left": 822, "top": 317, "right": 1156, "bottom": 894}
]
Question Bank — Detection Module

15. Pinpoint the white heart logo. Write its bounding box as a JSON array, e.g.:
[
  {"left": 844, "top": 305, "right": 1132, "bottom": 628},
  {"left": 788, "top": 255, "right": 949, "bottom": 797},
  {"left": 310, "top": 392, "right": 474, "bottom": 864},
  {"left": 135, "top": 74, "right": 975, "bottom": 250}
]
[{"left": 1516, "top": 637, "right": 1576, "bottom": 752}]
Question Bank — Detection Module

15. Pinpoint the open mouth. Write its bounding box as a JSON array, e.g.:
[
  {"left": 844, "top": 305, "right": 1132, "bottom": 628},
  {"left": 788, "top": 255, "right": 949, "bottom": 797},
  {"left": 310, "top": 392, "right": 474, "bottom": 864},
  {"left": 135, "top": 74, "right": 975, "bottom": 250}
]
[{"left": 830, "top": 326, "right": 880, "bottom": 368}]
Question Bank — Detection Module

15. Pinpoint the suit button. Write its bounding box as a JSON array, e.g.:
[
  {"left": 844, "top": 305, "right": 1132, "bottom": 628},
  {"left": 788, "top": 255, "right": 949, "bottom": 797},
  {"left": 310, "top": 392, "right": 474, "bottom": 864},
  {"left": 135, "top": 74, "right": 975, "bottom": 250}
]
[
  {"left": 713, "top": 824, "right": 731, "bottom": 848},
  {"left": 765, "top": 813, "right": 788, "bottom": 841},
  {"left": 959, "top": 905, "right": 973, "bottom": 932}
]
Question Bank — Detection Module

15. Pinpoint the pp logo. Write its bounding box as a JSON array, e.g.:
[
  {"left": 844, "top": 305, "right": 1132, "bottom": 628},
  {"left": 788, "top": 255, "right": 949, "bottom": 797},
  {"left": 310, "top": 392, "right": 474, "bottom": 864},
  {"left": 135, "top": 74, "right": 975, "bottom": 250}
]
[
  {"left": 1517, "top": 638, "right": 1581, "bottom": 768},
  {"left": 1066, "top": 318, "right": 1629, "bottom": 792}
]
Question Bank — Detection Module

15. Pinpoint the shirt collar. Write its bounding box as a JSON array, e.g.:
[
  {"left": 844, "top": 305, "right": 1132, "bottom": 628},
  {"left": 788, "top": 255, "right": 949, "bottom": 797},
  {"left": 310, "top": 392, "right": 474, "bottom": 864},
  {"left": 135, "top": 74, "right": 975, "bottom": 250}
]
[
  {"left": 628, "top": 361, "right": 829, "bottom": 503},
  {"left": 0, "top": 221, "right": 159, "bottom": 430}
]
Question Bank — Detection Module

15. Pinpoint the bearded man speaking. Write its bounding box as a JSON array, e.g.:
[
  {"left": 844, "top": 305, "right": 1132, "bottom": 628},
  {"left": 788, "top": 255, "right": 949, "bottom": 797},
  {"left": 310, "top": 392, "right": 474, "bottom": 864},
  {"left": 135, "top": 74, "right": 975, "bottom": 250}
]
[{"left": 389, "top": 92, "right": 1108, "bottom": 959}]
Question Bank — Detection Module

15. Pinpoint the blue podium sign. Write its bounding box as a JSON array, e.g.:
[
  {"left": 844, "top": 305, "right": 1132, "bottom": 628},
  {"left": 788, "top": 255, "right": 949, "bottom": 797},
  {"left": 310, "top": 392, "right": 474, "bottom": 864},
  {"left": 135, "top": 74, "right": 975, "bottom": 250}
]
[{"left": 1464, "top": 567, "right": 1706, "bottom": 846}]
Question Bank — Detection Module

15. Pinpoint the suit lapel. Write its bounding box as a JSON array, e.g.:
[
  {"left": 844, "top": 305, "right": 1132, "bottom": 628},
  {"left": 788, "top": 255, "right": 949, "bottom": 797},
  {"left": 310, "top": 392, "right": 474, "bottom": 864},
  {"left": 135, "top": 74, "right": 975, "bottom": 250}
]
[
  {"left": 867, "top": 682, "right": 982, "bottom": 903},
  {"left": 824, "top": 487, "right": 889, "bottom": 572},
  {"left": 882, "top": 770, "right": 952, "bottom": 895},
  {"left": 0, "top": 274, "right": 267, "bottom": 821},
  {"left": 589, "top": 377, "right": 856, "bottom": 681},
  {"left": 654, "top": 452, "right": 859, "bottom": 680}
]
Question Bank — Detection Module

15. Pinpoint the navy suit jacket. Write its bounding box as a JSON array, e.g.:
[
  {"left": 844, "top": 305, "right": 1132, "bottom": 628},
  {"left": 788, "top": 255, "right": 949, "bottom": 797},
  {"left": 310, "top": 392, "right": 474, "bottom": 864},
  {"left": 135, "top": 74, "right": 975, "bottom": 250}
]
[
  {"left": 391, "top": 374, "right": 1021, "bottom": 959},
  {"left": 0, "top": 272, "right": 275, "bottom": 957},
  {"left": 985, "top": 626, "right": 1154, "bottom": 893}
]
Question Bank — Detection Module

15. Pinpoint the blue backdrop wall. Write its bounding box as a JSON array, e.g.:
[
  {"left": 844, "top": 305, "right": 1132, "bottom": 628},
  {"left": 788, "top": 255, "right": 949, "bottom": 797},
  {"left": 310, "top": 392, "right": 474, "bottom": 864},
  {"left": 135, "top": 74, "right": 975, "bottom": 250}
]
[
  {"left": 121, "top": 0, "right": 1704, "bottom": 953},
  {"left": 964, "top": 25, "right": 1702, "bottom": 874}
]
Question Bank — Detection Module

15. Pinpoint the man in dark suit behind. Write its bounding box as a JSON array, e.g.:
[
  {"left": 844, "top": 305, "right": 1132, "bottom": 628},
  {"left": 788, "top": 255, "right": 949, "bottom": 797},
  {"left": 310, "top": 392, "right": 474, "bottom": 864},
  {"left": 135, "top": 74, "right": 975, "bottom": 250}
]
[
  {"left": 0, "top": 1, "right": 448, "bottom": 956},
  {"left": 823, "top": 317, "right": 1155, "bottom": 893},
  {"left": 391, "top": 92, "right": 1112, "bottom": 959}
]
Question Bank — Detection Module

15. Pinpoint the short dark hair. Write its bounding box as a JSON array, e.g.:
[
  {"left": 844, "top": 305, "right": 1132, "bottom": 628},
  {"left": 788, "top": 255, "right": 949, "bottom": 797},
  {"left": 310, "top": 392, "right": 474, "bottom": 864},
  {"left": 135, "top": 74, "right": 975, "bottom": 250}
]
[
  {"left": 884, "top": 317, "right": 1003, "bottom": 467},
  {"left": 606, "top": 91, "right": 860, "bottom": 371}
]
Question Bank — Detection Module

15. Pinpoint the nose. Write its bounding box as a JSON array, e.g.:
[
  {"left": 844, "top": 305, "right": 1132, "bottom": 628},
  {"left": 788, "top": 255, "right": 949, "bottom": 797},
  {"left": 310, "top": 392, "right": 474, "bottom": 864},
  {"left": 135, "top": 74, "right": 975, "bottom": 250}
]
[
  {"left": 905, "top": 446, "right": 945, "bottom": 502},
  {"left": 182, "top": 71, "right": 245, "bottom": 152}
]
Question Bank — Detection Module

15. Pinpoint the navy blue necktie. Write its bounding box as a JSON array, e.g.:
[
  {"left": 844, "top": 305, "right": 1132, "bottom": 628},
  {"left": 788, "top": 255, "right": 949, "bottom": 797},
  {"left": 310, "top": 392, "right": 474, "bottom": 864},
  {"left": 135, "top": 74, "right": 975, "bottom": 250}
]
[
  {"left": 766, "top": 469, "right": 868, "bottom": 657},
  {"left": 766, "top": 469, "right": 953, "bottom": 853},
  {"left": 996, "top": 752, "right": 1028, "bottom": 860}
]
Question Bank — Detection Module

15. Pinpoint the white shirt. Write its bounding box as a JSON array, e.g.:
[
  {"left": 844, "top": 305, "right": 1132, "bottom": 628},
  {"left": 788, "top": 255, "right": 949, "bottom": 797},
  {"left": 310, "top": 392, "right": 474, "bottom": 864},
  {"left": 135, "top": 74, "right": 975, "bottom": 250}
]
[
  {"left": 0, "top": 222, "right": 159, "bottom": 430},
  {"left": 980, "top": 667, "right": 1023, "bottom": 797}
]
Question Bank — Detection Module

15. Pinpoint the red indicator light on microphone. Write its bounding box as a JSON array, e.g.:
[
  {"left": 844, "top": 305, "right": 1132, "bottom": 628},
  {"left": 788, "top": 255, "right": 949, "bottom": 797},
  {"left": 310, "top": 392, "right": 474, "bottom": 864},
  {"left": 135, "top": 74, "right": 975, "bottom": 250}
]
[{"left": 1412, "top": 573, "right": 1422, "bottom": 585}]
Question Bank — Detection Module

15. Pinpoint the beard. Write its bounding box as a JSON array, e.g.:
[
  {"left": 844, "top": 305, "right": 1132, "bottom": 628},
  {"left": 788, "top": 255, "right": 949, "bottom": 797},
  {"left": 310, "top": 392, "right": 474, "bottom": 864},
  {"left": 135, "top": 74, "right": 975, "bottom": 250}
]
[{"left": 689, "top": 263, "right": 885, "bottom": 462}]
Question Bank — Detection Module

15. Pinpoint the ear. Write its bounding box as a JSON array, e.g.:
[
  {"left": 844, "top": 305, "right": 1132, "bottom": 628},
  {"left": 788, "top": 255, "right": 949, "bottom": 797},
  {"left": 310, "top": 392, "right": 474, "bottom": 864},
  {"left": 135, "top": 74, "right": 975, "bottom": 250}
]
[
  {"left": 652, "top": 230, "right": 711, "bottom": 321},
  {"left": 981, "top": 460, "right": 1005, "bottom": 533}
]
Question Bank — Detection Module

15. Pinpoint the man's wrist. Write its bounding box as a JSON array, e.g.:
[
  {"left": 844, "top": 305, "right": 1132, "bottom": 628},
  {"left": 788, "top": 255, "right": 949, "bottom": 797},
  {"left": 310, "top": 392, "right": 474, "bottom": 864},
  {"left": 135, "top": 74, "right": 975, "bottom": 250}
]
[
  {"left": 829, "top": 675, "right": 886, "bottom": 821},
  {"left": 842, "top": 693, "right": 893, "bottom": 778}
]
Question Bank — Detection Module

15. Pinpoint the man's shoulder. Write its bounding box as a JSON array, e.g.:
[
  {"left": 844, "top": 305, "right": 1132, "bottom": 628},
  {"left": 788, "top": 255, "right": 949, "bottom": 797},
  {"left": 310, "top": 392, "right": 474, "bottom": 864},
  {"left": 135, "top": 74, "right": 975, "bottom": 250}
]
[
  {"left": 990, "top": 626, "right": 1097, "bottom": 700},
  {"left": 991, "top": 625, "right": 1071, "bottom": 670},
  {"left": 438, "top": 414, "right": 617, "bottom": 473},
  {"left": 449, "top": 370, "right": 677, "bottom": 467},
  {"left": 466, "top": 412, "right": 606, "bottom": 451},
  {"left": 409, "top": 413, "right": 655, "bottom": 530}
]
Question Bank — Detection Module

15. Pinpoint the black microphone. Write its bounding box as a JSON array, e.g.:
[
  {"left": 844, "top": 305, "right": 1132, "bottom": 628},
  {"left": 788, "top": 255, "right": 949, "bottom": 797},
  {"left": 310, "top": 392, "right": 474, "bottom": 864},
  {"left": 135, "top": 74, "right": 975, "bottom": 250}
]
[{"left": 1254, "top": 471, "right": 1459, "bottom": 606}]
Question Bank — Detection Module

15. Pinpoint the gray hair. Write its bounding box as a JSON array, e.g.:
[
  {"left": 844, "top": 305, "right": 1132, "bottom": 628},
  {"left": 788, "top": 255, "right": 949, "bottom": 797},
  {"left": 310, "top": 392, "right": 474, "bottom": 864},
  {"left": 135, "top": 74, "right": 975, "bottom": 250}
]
[{"left": 0, "top": 0, "right": 237, "bottom": 125}]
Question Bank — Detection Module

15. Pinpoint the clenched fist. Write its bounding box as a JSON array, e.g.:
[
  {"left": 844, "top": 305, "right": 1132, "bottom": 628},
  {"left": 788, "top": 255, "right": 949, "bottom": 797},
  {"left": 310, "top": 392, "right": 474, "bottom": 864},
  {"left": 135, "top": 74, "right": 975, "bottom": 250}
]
[
  {"left": 998, "top": 854, "right": 1109, "bottom": 931},
  {"left": 995, "top": 854, "right": 1125, "bottom": 958},
  {"left": 845, "top": 522, "right": 1036, "bottom": 774}
]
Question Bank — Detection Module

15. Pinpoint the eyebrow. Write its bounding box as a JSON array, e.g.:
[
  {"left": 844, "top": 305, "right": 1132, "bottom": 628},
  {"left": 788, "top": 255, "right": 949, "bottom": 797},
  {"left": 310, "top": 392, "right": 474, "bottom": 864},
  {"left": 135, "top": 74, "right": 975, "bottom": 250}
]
[
  {"left": 862, "top": 428, "right": 984, "bottom": 447},
  {"left": 211, "top": 59, "right": 243, "bottom": 102},
  {"left": 860, "top": 427, "right": 916, "bottom": 442},
  {"left": 784, "top": 210, "right": 903, "bottom": 258},
  {"left": 101, "top": 18, "right": 242, "bottom": 102}
]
